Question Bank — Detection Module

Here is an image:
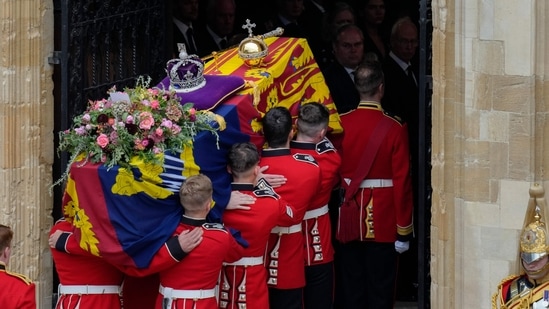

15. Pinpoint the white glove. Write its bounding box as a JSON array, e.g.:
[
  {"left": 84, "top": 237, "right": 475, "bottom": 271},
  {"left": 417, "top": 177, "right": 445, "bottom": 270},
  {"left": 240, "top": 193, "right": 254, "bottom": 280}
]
[{"left": 395, "top": 240, "right": 410, "bottom": 254}]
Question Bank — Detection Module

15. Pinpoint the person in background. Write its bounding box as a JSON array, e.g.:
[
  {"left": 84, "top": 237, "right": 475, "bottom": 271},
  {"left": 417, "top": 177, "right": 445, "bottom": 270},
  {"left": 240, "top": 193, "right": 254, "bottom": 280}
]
[
  {"left": 0, "top": 224, "right": 36, "bottom": 309},
  {"left": 316, "top": 1, "right": 356, "bottom": 68},
  {"left": 262, "top": 0, "right": 309, "bottom": 39},
  {"left": 299, "top": 0, "right": 328, "bottom": 62},
  {"left": 290, "top": 102, "right": 341, "bottom": 309},
  {"left": 260, "top": 106, "right": 321, "bottom": 309},
  {"left": 322, "top": 23, "right": 364, "bottom": 114},
  {"left": 381, "top": 16, "right": 419, "bottom": 125},
  {"left": 381, "top": 17, "right": 420, "bottom": 300},
  {"left": 172, "top": 0, "right": 201, "bottom": 56},
  {"left": 334, "top": 60, "right": 414, "bottom": 309},
  {"left": 357, "top": 0, "right": 389, "bottom": 61},
  {"left": 219, "top": 142, "right": 298, "bottom": 309},
  {"left": 195, "top": 0, "right": 241, "bottom": 57}
]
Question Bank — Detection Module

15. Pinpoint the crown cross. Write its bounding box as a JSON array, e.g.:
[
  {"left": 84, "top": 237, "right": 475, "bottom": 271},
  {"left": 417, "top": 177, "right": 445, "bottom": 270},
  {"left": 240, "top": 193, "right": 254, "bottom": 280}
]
[
  {"left": 242, "top": 19, "right": 256, "bottom": 37},
  {"left": 184, "top": 70, "right": 194, "bottom": 80},
  {"left": 177, "top": 43, "right": 187, "bottom": 55}
]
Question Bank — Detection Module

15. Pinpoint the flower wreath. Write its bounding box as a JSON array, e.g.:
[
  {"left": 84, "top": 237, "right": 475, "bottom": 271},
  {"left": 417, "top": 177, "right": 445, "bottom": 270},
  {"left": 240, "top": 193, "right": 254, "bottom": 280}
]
[{"left": 53, "top": 76, "right": 224, "bottom": 188}]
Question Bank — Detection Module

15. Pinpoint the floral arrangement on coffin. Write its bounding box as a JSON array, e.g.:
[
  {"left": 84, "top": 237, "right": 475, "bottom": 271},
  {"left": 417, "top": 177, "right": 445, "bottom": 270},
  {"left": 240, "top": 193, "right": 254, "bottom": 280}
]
[{"left": 54, "top": 76, "right": 224, "bottom": 187}]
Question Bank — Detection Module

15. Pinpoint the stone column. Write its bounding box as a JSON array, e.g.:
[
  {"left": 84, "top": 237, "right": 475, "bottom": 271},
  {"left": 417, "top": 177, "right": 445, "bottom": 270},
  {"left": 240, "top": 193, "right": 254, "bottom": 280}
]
[
  {"left": 431, "top": 0, "right": 549, "bottom": 308},
  {"left": 0, "top": 0, "right": 54, "bottom": 308}
]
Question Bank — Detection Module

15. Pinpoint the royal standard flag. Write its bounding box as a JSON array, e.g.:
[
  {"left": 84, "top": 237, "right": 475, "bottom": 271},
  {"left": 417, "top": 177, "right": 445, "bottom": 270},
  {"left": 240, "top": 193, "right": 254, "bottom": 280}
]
[{"left": 204, "top": 37, "right": 342, "bottom": 134}]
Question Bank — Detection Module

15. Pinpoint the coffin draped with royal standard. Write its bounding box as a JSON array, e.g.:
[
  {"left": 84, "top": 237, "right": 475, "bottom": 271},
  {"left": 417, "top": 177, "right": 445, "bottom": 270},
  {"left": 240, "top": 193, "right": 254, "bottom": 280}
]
[{"left": 56, "top": 35, "right": 341, "bottom": 268}]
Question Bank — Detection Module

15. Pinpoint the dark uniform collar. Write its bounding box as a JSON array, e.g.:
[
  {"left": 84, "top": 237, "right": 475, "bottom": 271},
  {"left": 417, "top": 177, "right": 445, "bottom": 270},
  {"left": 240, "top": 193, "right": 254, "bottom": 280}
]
[
  {"left": 180, "top": 215, "right": 207, "bottom": 227},
  {"left": 261, "top": 148, "right": 291, "bottom": 157},
  {"left": 290, "top": 140, "right": 316, "bottom": 150},
  {"left": 231, "top": 183, "right": 255, "bottom": 191}
]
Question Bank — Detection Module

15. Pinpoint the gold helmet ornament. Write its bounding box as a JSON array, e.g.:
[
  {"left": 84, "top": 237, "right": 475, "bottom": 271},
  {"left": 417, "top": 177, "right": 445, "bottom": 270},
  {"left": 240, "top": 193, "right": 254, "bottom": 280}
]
[
  {"left": 238, "top": 19, "right": 283, "bottom": 68},
  {"left": 520, "top": 209, "right": 548, "bottom": 264},
  {"left": 518, "top": 183, "right": 549, "bottom": 280}
]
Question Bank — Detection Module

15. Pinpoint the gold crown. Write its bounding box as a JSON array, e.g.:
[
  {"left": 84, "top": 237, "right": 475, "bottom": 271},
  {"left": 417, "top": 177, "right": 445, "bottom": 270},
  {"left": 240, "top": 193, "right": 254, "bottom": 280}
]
[
  {"left": 166, "top": 44, "right": 206, "bottom": 93},
  {"left": 520, "top": 209, "right": 548, "bottom": 264}
]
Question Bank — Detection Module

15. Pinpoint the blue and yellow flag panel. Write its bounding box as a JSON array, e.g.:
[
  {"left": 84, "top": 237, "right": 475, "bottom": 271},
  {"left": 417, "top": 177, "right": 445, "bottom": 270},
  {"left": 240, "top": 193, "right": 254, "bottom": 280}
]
[{"left": 62, "top": 160, "right": 182, "bottom": 268}]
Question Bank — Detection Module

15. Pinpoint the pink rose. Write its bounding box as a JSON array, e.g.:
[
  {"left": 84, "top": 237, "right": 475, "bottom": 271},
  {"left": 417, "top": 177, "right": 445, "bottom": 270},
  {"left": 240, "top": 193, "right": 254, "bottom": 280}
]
[
  {"left": 189, "top": 108, "right": 196, "bottom": 121},
  {"left": 109, "top": 131, "right": 118, "bottom": 144},
  {"left": 161, "top": 119, "right": 173, "bottom": 128},
  {"left": 126, "top": 115, "right": 134, "bottom": 124},
  {"left": 96, "top": 134, "right": 110, "bottom": 148},
  {"left": 155, "top": 127, "right": 164, "bottom": 137},
  {"left": 134, "top": 139, "right": 145, "bottom": 150},
  {"left": 139, "top": 112, "right": 155, "bottom": 130},
  {"left": 171, "top": 124, "right": 181, "bottom": 135},
  {"left": 75, "top": 126, "right": 87, "bottom": 135},
  {"left": 150, "top": 100, "right": 160, "bottom": 109}
]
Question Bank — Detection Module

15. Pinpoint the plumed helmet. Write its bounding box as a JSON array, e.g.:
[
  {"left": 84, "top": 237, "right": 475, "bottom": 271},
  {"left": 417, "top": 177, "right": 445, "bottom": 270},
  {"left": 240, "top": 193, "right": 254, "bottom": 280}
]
[
  {"left": 520, "top": 210, "right": 548, "bottom": 264},
  {"left": 520, "top": 184, "right": 549, "bottom": 265}
]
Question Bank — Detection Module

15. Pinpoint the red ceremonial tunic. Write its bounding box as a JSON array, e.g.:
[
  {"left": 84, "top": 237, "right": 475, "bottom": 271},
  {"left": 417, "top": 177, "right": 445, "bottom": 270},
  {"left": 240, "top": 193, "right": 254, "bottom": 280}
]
[
  {"left": 220, "top": 180, "right": 298, "bottom": 308},
  {"left": 337, "top": 102, "right": 414, "bottom": 242},
  {"left": 50, "top": 219, "right": 125, "bottom": 309},
  {"left": 56, "top": 221, "right": 187, "bottom": 309},
  {"left": 260, "top": 148, "right": 321, "bottom": 289},
  {"left": 0, "top": 262, "right": 35, "bottom": 309},
  {"left": 122, "top": 216, "right": 244, "bottom": 309},
  {"left": 291, "top": 138, "right": 341, "bottom": 265}
]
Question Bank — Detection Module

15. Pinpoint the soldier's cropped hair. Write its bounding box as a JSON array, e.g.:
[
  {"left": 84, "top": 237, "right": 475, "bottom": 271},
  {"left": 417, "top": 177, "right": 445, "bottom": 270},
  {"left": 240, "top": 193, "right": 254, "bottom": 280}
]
[
  {"left": 179, "top": 174, "right": 213, "bottom": 211},
  {"left": 297, "top": 102, "right": 329, "bottom": 138},
  {"left": 262, "top": 107, "right": 293, "bottom": 148},
  {"left": 355, "top": 60, "right": 384, "bottom": 97},
  {"left": 228, "top": 142, "right": 260, "bottom": 176},
  {"left": 0, "top": 224, "right": 13, "bottom": 252}
]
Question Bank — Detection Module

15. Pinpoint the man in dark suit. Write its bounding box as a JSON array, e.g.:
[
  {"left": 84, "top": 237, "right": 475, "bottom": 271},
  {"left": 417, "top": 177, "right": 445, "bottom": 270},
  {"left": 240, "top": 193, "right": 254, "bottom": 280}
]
[
  {"left": 299, "top": 0, "right": 327, "bottom": 60},
  {"left": 195, "top": 0, "right": 241, "bottom": 58},
  {"left": 322, "top": 23, "right": 364, "bottom": 114},
  {"left": 172, "top": 0, "right": 200, "bottom": 56},
  {"left": 381, "top": 16, "right": 418, "bottom": 123},
  {"left": 381, "top": 16, "right": 419, "bottom": 302},
  {"left": 261, "top": 0, "right": 309, "bottom": 39}
]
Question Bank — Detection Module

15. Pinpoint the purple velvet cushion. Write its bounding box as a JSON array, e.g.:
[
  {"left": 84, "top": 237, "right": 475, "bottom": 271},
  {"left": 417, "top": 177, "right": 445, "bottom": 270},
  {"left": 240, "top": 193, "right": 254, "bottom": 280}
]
[{"left": 158, "top": 74, "right": 245, "bottom": 111}]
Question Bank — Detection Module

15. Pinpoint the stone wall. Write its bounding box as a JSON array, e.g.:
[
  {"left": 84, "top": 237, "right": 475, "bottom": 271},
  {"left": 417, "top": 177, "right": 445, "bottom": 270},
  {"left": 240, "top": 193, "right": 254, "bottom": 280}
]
[
  {"left": 0, "top": 1, "right": 54, "bottom": 308},
  {"left": 431, "top": 0, "right": 549, "bottom": 307}
]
